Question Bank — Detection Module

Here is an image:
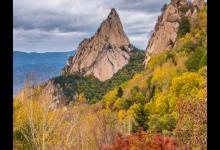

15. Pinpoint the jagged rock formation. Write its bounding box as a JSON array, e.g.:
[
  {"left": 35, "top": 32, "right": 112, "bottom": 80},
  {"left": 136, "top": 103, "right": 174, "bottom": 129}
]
[
  {"left": 62, "top": 8, "right": 132, "bottom": 81},
  {"left": 144, "top": 0, "right": 205, "bottom": 66}
]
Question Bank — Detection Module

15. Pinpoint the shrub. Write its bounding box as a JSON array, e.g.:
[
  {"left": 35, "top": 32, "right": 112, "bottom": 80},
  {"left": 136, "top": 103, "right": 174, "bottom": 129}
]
[{"left": 102, "top": 130, "right": 181, "bottom": 150}]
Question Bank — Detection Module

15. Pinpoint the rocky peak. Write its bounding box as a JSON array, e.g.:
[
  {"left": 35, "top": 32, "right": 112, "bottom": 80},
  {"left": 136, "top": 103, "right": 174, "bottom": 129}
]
[
  {"left": 108, "top": 8, "right": 118, "bottom": 19},
  {"left": 97, "top": 8, "right": 129, "bottom": 46},
  {"left": 62, "top": 8, "right": 131, "bottom": 81},
  {"left": 144, "top": 0, "right": 204, "bottom": 67}
]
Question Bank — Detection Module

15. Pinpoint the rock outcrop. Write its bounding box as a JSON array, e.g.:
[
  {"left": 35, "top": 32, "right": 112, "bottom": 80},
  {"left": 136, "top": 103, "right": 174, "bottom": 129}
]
[
  {"left": 62, "top": 8, "right": 132, "bottom": 81},
  {"left": 144, "top": 0, "right": 205, "bottom": 66},
  {"left": 41, "top": 80, "right": 66, "bottom": 102},
  {"left": 16, "top": 80, "right": 68, "bottom": 104}
]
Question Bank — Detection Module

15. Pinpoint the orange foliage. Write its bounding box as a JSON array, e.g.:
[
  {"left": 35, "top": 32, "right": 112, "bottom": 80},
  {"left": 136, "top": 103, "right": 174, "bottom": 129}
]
[{"left": 101, "top": 129, "right": 188, "bottom": 150}]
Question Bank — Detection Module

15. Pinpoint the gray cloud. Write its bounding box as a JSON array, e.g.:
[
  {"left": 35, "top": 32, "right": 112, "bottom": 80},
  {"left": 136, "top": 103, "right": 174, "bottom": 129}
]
[
  {"left": 13, "top": 0, "right": 170, "bottom": 52},
  {"left": 117, "top": 0, "right": 169, "bottom": 13},
  {"left": 13, "top": 28, "right": 89, "bottom": 52}
]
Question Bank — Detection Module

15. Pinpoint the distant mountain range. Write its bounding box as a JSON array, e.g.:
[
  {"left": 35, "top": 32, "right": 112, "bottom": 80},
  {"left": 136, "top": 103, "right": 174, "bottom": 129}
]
[{"left": 13, "top": 50, "right": 75, "bottom": 96}]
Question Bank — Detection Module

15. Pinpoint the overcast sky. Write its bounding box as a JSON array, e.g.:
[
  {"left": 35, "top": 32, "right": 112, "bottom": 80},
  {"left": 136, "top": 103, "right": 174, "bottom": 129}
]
[{"left": 13, "top": 0, "right": 171, "bottom": 52}]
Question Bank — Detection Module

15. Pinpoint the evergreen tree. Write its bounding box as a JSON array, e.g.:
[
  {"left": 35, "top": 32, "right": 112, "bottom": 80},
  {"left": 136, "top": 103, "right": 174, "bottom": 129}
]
[
  {"left": 132, "top": 104, "right": 149, "bottom": 132},
  {"left": 186, "top": 47, "right": 206, "bottom": 71},
  {"left": 117, "top": 87, "right": 123, "bottom": 98},
  {"left": 178, "top": 16, "right": 190, "bottom": 37}
]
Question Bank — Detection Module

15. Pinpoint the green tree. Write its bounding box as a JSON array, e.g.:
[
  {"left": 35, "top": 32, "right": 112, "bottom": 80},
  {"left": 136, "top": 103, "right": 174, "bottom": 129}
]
[
  {"left": 132, "top": 104, "right": 149, "bottom": 132},
  {"left": 117, "top": 87, "right": 123, "bottom": 98},
  {"left": 178, "top": 17, "right": 190, "bottom": 37},
  {"left": 186, "top": 47, "right": 206, "bottom": 71}
]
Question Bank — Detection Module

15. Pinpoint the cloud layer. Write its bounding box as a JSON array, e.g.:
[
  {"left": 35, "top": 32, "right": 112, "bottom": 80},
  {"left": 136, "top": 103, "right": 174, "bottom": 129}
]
[{"left": 13, "top": 0, "right": 170, "bottom": 52}]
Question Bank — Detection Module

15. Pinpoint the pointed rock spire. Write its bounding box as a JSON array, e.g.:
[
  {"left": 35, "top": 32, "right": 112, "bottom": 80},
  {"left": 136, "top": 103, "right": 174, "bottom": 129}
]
[{"left": 62, "top": 8, "right": 131, "bottom": 81}]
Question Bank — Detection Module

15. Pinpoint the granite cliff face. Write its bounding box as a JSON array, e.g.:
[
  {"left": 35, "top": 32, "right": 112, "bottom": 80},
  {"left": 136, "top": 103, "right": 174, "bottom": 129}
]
[
  {"left": 62, "top": 8, "right": 132, "bottom": 81},
  {"left": 144, "top": 0, "right": 205, "bottom": 66}
]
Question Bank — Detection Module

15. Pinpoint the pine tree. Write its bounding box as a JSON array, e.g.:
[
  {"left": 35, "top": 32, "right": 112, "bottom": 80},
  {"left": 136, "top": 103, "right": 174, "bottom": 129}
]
[
  {"left": 132, "top": 104, "right": 149, "bottom": 132},
  {"left": 117, "top": 87, "right": 123, "bottom": 98},
  {"left": 178, "top": 16, "right": 190, "bottom": 37}
]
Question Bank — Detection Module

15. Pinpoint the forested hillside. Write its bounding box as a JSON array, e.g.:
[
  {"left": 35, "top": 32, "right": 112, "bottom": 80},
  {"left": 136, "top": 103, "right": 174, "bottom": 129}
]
[
  {"left": 50, "top": 47, "right": 145, "bottom": 103},
  {"left": 13, "top": 2, "right": 207, "bottom": 150}
]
